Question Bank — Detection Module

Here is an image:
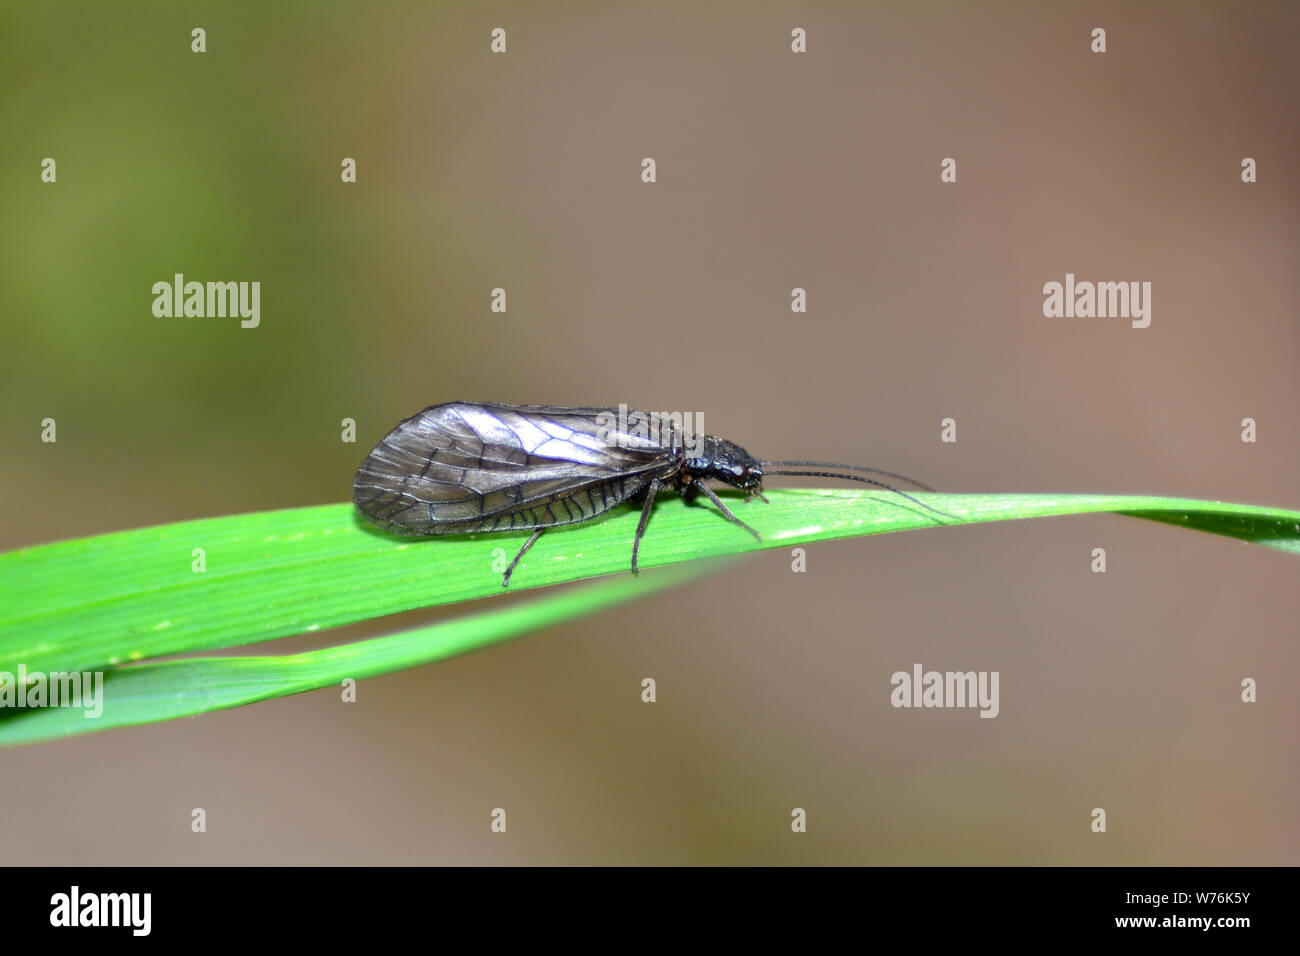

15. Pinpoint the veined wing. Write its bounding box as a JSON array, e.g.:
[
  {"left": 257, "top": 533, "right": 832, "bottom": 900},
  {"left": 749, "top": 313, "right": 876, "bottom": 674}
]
[{"left": 352, "top": 402, "right": 682, "bottom": 534}]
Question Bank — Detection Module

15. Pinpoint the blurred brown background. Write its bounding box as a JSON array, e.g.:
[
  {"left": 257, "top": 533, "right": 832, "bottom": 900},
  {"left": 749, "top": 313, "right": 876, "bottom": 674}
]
[{"left": 2, "top": 1, "right": 1297, "bottom": 864}]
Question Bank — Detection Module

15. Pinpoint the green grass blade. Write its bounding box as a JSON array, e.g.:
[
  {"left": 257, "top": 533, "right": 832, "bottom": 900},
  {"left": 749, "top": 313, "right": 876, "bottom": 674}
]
[
  {"left": 2, "top": 492, "right": 1298, "bottom": 683},
  {"left": 0, "top": 562, "right": 705, "bottom": 747}
]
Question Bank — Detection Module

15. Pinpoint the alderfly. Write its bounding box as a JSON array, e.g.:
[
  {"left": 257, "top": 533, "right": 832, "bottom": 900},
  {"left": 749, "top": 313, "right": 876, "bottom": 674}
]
[{"left": 353, "top": 402, "right": 949, "bottom": 586}]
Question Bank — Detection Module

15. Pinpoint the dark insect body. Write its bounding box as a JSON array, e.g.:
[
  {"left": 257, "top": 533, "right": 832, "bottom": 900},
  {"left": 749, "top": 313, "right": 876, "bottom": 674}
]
[{"left": 352, "top": 402, "right": 948, "bottom": 586}]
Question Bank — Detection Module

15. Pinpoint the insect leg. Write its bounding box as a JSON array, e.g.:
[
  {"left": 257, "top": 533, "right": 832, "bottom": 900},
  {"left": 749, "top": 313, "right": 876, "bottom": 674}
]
[
  {"left": 692, "top": 481, "right": 761, "bottom": 541},
  {"left": 502, "top": 528, "right": 545, "bottom": 587},
  {"left": 631, "top": 479, "right": 663, "bottom": 575}
]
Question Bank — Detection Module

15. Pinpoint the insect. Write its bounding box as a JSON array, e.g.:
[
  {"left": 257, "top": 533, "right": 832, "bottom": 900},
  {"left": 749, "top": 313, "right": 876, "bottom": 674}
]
[{"left": 352, "top": 402, "right": 949, "bottom": 586}]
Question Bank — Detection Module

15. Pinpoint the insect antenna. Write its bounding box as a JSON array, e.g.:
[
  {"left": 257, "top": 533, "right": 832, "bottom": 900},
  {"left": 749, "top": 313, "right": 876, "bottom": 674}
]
[
  {"left": 759, "top": 461, "right": 936, "bottom": 492},
  {"left": 760, "top": 469, "right": 955, "bottom": 521}
]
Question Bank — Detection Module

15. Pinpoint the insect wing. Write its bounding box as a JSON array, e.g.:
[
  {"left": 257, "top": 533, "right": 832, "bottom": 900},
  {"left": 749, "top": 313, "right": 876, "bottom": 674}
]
[{"left": 353, "top": 403, "right": 680, "bottom": 534}]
